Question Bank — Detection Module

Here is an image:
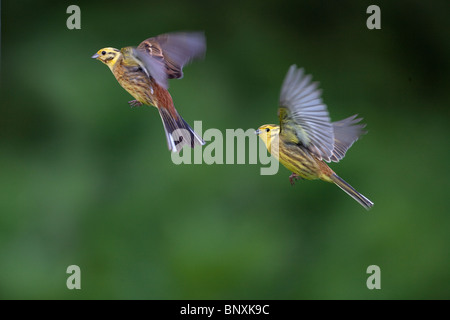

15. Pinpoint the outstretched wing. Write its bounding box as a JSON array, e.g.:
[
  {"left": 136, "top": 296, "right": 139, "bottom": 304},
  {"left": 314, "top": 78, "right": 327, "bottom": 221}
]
[
  {"left": 330, "top": 115, "right": 367, "bottom": 162},
  {"left": 278, "top": 65, "right": 334, "bottom": 162},
  {"left": 133, "top": 32, "right": 206, "bottom": 89}
]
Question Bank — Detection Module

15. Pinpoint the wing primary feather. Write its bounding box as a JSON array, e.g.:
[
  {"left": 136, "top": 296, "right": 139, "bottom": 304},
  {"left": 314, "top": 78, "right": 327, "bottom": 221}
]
[{"left": 279, "top": 65, "right": 334, "bottom": 160}]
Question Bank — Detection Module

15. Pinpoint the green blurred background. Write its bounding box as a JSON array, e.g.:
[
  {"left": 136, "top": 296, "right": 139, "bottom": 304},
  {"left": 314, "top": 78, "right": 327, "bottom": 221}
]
[{"left": 1, "top": 0, "right": 449, "bottom": 299}]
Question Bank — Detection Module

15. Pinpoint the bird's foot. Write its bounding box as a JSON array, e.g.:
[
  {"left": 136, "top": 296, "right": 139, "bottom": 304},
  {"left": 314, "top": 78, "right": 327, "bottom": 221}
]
[
  {"left": 289, "top": 173, "right": 302, "bottom": 186},
  {"left": 128, "top": 100, "right": 143, "bottom": 108}
]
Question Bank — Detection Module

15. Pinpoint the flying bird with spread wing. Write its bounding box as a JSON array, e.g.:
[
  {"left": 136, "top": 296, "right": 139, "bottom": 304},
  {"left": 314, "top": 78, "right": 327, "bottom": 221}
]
[
  {"left": 92, "top": 32, "right": 206, "bottom": 152},
  {"left": 256, "top": 65, "right": 373, "bottom": 210}
]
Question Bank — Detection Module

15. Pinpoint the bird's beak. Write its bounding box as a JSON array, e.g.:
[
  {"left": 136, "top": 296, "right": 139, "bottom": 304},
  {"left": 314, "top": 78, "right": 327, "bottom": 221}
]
[
  {"left": 255, "top": 129, "right": 261, "bottom": 135},
  {"left": 91, "top": 53, "right": 100, "bottom": 59}
]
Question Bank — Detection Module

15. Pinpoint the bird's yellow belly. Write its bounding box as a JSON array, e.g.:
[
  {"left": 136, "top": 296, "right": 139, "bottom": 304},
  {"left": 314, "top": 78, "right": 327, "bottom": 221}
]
[
  {"left": 115, "top": 68, "right": 155, "bottom": 105},
  {"left": 274, "top": 140, "right": 324, "bottom": 180}
]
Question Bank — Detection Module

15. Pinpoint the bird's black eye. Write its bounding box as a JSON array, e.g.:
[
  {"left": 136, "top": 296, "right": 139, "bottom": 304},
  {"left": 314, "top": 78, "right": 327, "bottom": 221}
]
[
  {"left": 101, "top": 51, "right": 106, "bottom": 55},
  {"left": 266, "top": 128, "right": 270, "bottom": 132}
]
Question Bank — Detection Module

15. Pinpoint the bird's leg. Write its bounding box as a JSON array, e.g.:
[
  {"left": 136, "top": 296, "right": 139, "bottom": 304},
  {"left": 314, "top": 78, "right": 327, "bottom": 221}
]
[
  {"left": 289, "top": 173, "right": 302, "bottom": 186},
  {"left": 128, "top": 100, "right": 143, "bottom": 108}
]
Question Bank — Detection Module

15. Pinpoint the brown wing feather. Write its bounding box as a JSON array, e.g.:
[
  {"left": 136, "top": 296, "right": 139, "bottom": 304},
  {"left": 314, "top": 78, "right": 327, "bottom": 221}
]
[{"left": 138, "top": 32, "right": 206, "bottom": 80}]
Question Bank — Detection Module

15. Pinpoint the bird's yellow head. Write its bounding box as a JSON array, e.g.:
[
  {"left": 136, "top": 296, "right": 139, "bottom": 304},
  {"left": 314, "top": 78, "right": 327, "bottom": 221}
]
[
  {"left": 91, "top": 47, "right": 121, "bottom": 69},
  {"left": 255, "top": 124, "right": 280, "bottom": 151}
]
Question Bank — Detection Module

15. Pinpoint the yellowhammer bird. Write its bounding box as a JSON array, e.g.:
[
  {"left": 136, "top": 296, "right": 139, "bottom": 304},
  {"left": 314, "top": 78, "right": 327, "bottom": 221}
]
[
  {"left": 92, "top": 31, "right": 206, "bottom": 152},
  {"left": 256, "top": 65, "right": 374, "bottom": 210}
]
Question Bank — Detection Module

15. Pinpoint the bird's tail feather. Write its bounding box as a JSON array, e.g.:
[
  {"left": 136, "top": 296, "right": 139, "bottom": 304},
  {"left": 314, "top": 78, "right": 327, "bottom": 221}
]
[
  {"left": 330, "top": 173, "right": 373, "bottom": 210},
  {"left": 158, "top": 107, "right": 205, "bottom": 153}
]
